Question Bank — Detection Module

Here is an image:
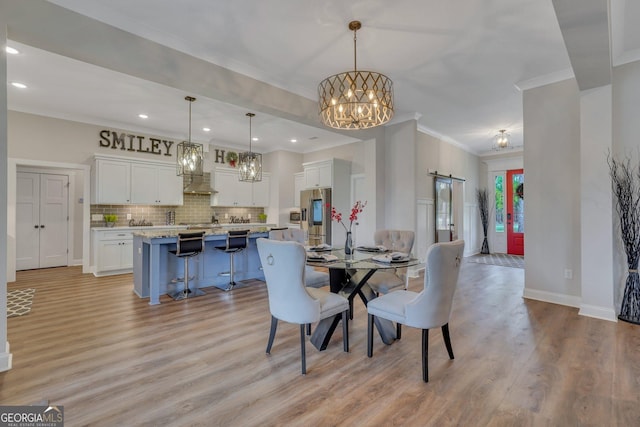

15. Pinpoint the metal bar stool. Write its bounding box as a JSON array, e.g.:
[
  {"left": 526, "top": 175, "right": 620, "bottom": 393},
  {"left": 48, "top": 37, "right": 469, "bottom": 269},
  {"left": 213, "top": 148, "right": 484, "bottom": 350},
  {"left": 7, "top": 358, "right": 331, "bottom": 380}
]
[
  {"left": 215, "top": 229, "right": 249, "bottom": 291},
  {"left": 169, "top": 231, "right": 206, "bottom": 300}
]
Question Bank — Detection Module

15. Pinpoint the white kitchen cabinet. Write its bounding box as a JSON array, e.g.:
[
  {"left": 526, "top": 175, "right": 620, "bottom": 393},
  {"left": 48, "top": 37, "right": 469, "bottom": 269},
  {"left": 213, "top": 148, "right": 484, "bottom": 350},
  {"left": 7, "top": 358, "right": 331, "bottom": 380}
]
[
  {"left": 92, "top": 158, "right": 131, "bottom": 204},
  {"left": 93, "top": 229, "right": 134, "bottom": 276},
  {"left": 294, "top": 172, "right": 304, "bottom": 207},
  {"left": 302, "top": 159, "right": 345, "bottom": 189},
  {"left": 251, "top": 174, "right": 271, "bottom": 207},
  {"left": 131, "top": 163, "right": 183, "bottom": 205},
  {"left": 92, "top": 155, "right": 183, "bottom": 206},
  {"left": 212, "top": 168, "right": 270, "bottom": 207}
]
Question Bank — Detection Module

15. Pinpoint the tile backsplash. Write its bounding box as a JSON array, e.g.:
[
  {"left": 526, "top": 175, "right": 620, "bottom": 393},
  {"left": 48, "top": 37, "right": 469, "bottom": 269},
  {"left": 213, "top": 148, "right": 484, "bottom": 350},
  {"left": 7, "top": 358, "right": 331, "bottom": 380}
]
[{"left": 91, "top": 193, "right": 265, "bottom": 227}]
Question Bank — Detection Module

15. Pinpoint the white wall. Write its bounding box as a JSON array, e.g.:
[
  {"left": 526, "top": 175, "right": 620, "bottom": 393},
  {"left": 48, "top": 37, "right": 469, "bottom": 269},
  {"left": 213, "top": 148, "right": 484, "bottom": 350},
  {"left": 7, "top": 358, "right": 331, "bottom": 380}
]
[{"left": 523, "top": 78, "right": 582, "bottom": 305}]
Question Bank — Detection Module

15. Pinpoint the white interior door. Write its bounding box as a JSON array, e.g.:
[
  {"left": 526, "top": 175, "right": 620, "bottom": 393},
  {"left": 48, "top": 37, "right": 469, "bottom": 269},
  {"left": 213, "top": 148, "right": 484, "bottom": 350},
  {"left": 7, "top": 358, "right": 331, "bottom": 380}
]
[
  {"left": 40, "top": 174, "right": 69, "bottom": 267},
  {"left": 16, "top": 173, "right": 40, "bottom": 270},
  {"left": 16, "top": 172, "right": 69, "bottom": 270}
]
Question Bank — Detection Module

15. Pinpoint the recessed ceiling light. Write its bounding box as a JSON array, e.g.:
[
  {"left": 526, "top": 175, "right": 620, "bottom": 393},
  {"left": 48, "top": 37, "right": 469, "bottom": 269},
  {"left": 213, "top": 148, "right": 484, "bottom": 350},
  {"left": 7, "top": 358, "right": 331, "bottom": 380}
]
[
  {"left": 252, "top": 137, "right": 259, "bottom": 142},
  {"left": 290, "top": 139, "right": 298, "bottom": 143},
  {"left": 202, "top": 127, "right": 211, "bottom": 132},
  {"left": 138, "top": 114, "right": 148, "bottom": 119},
  {"left": 11, "top": 82, "right": 27, "bottom": 89},
  {"left": 5, "top": 46, "right": 19, "bottom": 55}
]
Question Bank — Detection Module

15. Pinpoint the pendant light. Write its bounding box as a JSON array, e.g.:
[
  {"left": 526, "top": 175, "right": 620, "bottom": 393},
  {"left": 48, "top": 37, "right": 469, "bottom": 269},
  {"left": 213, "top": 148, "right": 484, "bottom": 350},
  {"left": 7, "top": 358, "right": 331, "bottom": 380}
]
[
  {"left": 492, "top": 129, "right": 510, "bottom": 151},
  {"left": 238, "top": 112, "right": 262, "bottom": 182},
  {"left": 318, "top": 20, "right": 394, "bottom": 130},
  {"left": 176, "top": 96, "right": 204, "bottom": 176}
]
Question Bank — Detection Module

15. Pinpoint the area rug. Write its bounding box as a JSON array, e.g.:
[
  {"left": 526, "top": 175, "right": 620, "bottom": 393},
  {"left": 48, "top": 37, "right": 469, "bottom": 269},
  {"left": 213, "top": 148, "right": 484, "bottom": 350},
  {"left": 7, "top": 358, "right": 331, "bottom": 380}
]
[
  {"left": 7, "top": 288, "right": 35, "bottom": 317},
  {"left": 467, "top": 253, "right": 524, "bottom": 269}
]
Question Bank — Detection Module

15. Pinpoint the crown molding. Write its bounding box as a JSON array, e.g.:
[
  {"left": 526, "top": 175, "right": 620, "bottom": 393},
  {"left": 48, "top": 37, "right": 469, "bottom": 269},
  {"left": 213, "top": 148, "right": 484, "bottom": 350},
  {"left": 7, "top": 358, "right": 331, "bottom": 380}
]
[{"left": 515, "top": 68, "right": 575, "bottom": 91}]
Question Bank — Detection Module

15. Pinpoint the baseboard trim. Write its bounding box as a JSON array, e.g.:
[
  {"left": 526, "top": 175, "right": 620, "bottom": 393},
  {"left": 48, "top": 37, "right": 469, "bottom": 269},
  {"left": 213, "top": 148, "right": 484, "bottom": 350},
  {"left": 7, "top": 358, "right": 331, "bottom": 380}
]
[
  {"left": 523, "top": 288, "right": 581, "bottom": 308},
  {"left": 579, "top": 304, "right": 618, "bottom": 322}
]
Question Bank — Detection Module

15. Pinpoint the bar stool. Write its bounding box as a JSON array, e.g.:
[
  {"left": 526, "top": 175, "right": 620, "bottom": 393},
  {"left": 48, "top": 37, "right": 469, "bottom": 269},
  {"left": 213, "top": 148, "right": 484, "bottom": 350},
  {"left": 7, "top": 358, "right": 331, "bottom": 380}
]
[
  {"left": 169, "top": 231, "right": 206, "bottom": 300},
  {"left": 215, "top": 229, "right": 249, "bottom": 291}
]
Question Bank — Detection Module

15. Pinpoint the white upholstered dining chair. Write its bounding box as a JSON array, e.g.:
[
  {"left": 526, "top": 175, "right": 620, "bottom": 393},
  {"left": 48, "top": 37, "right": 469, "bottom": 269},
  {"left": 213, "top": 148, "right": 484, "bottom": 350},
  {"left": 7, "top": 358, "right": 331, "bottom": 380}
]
[
  {"left": 367, "top": 240, "right": 465, "bottom": 382},
  {"left": 256, "top": 238, "right": 349, "bottom": 375},
  {"left": 366, "top": 229, "right": 415, "bottom": 295},
  {"left": 268, "top": 228, "right": 330, "bottom": 289}
]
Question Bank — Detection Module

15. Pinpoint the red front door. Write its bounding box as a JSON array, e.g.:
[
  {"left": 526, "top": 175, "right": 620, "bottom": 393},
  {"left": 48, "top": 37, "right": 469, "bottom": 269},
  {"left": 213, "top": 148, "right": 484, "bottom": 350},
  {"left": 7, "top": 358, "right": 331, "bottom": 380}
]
[{"left": 506, "top": 169, "right": 524, "bottom": 255}]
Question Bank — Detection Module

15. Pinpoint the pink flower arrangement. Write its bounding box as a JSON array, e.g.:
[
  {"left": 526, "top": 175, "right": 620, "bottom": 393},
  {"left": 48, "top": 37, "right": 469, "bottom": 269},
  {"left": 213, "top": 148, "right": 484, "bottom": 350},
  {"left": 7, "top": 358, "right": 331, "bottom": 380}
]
[{"left": 328, "top": 200, "right": 367, "bottom": 232}]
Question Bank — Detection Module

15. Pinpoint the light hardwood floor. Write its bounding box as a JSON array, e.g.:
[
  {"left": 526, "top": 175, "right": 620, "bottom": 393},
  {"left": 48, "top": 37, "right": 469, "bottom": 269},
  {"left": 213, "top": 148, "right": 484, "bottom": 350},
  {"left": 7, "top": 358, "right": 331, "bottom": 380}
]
[{"left": 3, "top": 262, "right": 639, "bottom": 426}]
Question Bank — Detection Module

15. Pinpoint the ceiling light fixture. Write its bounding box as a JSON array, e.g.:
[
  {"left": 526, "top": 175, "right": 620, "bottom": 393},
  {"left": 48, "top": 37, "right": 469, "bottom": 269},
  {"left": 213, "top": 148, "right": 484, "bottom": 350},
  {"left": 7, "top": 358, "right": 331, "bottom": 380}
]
[
  {"left": 138, "top": 114, "right": 148, "bottom": 119},
  {"left": 176, "top": 96, "right": 204, "bottom": 176},
  {"left": 492, "top": 129, "right": 510, "bottom": 151},
  {"left": 11, "top": 82, "right": 27, "bottom": 89},
  {"left": 318, "top": 20, "right": 394, "bottom": 130},
  {"left": 203, "top": 127, "right": 211, "bottom": 132},
  {"left": 5, "top": 46, "right": 19, "bottom": 55},
  {"left": 238, "top": 112, "right": 262, "bottom": 182}
]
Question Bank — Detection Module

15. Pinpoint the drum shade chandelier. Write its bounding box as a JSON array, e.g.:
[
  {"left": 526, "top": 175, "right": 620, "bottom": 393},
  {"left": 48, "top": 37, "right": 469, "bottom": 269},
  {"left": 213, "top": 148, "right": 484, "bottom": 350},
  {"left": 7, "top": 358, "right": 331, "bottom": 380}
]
[
  {"left": 318, "top": 20, "right": 394, "bottom": 130},
  {"left": 492, "top": 129, "right": 510, "bottom": 151},
  {"left": 176, "top": 96, "right": 204, "bottom": 176},
  {"left": 238, "top": 112, "right": 262, "bottom": 182}
]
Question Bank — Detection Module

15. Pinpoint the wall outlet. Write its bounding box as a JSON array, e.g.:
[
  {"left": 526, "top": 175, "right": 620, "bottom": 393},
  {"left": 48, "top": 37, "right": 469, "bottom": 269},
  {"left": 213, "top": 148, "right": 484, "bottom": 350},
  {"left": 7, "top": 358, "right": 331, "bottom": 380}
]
[
  {"left": 564, "top": 269, "right": 573, "bottom": 279},
  {"left": 127, "top": 214, "right": 132, "bottom": 220},
  {"left": 91, "top": 214, "right": 103, "bottom": 221}
]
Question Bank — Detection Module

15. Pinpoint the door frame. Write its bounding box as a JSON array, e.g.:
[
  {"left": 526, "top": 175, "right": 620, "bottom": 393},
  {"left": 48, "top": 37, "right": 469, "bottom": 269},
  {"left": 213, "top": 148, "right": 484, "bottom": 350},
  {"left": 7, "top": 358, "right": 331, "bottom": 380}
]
[{"left": 8, "top": 158, "right": 90, "bottom": 282}]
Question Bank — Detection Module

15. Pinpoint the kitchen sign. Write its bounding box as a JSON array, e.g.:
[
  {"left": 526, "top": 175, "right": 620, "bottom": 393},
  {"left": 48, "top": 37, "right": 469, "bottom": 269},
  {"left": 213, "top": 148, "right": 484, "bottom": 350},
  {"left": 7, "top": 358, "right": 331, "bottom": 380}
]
[
  {"left": 99, "top": 130, "right": 174, "bottom": 157},
  {"left": 99, "top": 129, "right": 236, "bottom": 164}
]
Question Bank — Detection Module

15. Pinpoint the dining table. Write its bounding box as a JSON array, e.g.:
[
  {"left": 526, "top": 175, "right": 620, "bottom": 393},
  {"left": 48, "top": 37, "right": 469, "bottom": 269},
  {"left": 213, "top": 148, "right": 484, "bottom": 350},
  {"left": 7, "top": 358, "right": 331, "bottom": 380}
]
[{"left": 305, "top": 247, "right": 420, "bottom": 351}]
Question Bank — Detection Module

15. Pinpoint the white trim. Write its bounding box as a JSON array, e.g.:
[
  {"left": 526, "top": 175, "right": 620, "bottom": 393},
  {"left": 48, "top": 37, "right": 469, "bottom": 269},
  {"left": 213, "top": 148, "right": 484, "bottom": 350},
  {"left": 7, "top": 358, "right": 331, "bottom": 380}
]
[
  {"left": 0, "top": 342, "right": 11, "bottom": 372},
  {"left": 515, "top": 68, "right": 575, "bottom": 91},
  {"left": 523, "top": 288, "right": 581, "bottom": 308},
  {"left": 578, "top": 304, "right": 618, "bottom": 322},
  {"left": 417, "top": 125, "right": 478, "bottom": 155}
]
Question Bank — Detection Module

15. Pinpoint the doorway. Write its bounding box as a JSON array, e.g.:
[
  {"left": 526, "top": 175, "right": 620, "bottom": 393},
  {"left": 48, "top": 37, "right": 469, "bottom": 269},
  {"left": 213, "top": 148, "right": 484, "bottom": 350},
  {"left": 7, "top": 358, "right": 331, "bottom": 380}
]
[
  {"left": 16, "top": 171, "right": 69, "bottom": 270},
  {"left": 506, "top": 169, "right": 524, "bottom": 255}
]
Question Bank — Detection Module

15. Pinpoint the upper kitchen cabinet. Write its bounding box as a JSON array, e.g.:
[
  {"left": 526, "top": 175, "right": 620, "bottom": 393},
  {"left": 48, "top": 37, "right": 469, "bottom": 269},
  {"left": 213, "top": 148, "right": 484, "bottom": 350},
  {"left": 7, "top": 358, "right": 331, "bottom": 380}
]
[
  {"left": 302, "top": 159, "right": 350, "bottom": 190},
  {"left": 131, "top": 163, "right": 183, "bottom": 205},
  {"left": 211, "top": 167, "right": 271, "bottom": 207},
  {"left": 91, "top": 157, "right": 131, "bottom": 204},
  {"left": 91, "top": 155, "right": 183, "bottom": 205}
]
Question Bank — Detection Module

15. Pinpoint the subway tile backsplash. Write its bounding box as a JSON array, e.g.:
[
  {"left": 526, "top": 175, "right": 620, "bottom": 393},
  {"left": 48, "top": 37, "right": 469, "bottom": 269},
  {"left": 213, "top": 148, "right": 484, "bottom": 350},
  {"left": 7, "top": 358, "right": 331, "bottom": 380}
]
[{"left": 90, "top": 194, "right": 265, "bottom": 227}]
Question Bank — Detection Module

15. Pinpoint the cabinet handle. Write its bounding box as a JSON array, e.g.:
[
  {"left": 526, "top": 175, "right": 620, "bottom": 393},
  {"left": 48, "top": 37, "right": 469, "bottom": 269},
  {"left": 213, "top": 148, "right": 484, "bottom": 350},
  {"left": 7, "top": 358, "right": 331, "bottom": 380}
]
[
  {"left": 34, "top": 225, "right": 39, "bottom": 229},
  {"left": 40, "top": 225, "right": 45, "bottom": 228}
]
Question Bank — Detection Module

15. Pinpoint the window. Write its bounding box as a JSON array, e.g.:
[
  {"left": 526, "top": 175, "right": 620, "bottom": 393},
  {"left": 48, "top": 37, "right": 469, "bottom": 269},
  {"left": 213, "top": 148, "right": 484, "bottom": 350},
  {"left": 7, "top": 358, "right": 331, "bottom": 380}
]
[{"left": 495, "top": 175, "right": 504, "bottom": 232}]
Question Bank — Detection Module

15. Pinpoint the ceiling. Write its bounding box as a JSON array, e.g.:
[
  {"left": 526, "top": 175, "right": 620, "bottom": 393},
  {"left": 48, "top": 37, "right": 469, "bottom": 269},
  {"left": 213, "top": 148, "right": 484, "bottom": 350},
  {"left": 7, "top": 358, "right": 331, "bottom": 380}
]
[{"left": 6, "top": 0, "right": 640, "bottom": 155}]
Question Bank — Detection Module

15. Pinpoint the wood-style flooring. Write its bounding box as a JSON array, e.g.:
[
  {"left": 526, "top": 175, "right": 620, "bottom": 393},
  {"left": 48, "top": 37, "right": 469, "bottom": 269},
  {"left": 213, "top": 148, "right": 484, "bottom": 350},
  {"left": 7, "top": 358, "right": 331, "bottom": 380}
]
[{"left": 2, "top": 261, "right": 639, "bottom": 426}]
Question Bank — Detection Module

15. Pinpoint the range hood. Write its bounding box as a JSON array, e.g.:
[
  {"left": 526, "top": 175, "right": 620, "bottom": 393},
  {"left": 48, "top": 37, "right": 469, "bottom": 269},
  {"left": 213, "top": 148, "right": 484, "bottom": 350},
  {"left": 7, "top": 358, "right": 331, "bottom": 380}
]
[{"left": 183, "top": 172, "right": 217, "bottom": 194}]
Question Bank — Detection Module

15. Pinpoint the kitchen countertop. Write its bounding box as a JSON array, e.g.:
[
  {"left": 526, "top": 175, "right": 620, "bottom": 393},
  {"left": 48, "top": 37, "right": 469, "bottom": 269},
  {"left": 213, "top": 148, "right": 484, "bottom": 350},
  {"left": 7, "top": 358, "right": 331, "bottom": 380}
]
[{"left": 132, "top": 226, "right": 273, "bottom": 239}]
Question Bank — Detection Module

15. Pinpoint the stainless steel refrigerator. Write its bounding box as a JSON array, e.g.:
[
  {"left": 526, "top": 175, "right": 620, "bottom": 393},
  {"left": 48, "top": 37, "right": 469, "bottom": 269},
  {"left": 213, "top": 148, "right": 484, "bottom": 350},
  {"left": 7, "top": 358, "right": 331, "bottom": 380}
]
[{"left": 300, "top": 188, "right": 332, "bottom": 246}]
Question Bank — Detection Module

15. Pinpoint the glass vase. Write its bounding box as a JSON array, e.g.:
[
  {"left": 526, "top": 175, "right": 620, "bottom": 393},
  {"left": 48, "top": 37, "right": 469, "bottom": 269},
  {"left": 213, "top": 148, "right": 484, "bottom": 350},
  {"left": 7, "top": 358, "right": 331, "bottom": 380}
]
[{"left": 344, "top": 231, "right": 353, "bottom": 255}]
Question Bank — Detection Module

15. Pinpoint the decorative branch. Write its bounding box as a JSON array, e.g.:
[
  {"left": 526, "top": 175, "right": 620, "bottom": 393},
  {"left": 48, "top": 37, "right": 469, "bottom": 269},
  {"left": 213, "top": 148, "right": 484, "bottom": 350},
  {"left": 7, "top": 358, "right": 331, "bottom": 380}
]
[
  {"left": 608, "top": 152, "right": 640, "bottom": 324},
  {"left": 476, "top": 188, "right": 490, "bottom": 254}
]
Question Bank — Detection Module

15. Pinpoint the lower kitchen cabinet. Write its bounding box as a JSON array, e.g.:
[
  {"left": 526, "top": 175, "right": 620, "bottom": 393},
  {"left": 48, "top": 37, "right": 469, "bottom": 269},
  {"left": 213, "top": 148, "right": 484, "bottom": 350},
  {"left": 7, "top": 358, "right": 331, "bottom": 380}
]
[{"left": 93, "top": 229, "right": 134, "bottom": 276}]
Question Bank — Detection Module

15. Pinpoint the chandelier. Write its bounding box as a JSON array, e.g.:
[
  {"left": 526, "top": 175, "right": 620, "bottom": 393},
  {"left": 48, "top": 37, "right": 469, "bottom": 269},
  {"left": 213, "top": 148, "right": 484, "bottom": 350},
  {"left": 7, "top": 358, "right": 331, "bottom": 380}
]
[
  {"left": 318, "top": 20, "right": 394, "bottom": 130},
  {"left": 238, "top": 112, "right": 262, "bottom": 182},
  {"left": 176, "top": 96, "right": 204, "bottom": 176},
  {"left": 492, "top": 129, "right": 510, "bottom": 151}
]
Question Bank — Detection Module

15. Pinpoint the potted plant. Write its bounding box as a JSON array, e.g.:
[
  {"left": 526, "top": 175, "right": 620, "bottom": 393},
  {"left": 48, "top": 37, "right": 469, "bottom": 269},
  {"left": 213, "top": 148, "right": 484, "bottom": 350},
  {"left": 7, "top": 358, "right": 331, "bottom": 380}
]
[
  {"left": 104, "top": 214, "right": 118, "bottom": 227},
  {"left": 257, "top": 213, "right": 267, "bottom": 223},
  {"left": 476, "top": 188, "right": 490, "bottom": 254}
]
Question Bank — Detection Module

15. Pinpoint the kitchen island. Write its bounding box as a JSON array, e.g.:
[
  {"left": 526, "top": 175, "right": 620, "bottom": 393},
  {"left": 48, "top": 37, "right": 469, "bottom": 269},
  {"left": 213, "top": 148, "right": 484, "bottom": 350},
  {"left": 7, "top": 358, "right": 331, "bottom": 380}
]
[{"left": 133, "top": 227, "right": 270, "bottom": 305}]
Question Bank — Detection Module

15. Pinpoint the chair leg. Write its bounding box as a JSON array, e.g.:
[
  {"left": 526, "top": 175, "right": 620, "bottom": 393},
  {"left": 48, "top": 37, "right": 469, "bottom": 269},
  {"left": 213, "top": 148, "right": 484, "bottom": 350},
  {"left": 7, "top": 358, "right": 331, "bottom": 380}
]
[
  {"left": 226, "top": 253, "right": 235, "bottom": 291},
  {"left": 306, "top": 323, "right": 311, "bottom": 336},
  {"left": 422, "top": 329, "right": 429, "bottom": 382},
  {"left": 300, "top": 324, "right": 306, "bottom": 375},
  {"left": 266, "top": 316, "right": 278, "bottom": 354},
  {"left": 396, "top": 322, "right": 402, "bottom": 340},
  {"left": 442, "top": 323, "right": 454, "bottom": 359},
  {"left": 349, "top": 297, "right": 354, "bottom": 320},
  {"left": 367, "top": 313, "right": 374, "bottom": 357},
  {"left": 342, "top": 310, "right": 349, "bottom": 352}
]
